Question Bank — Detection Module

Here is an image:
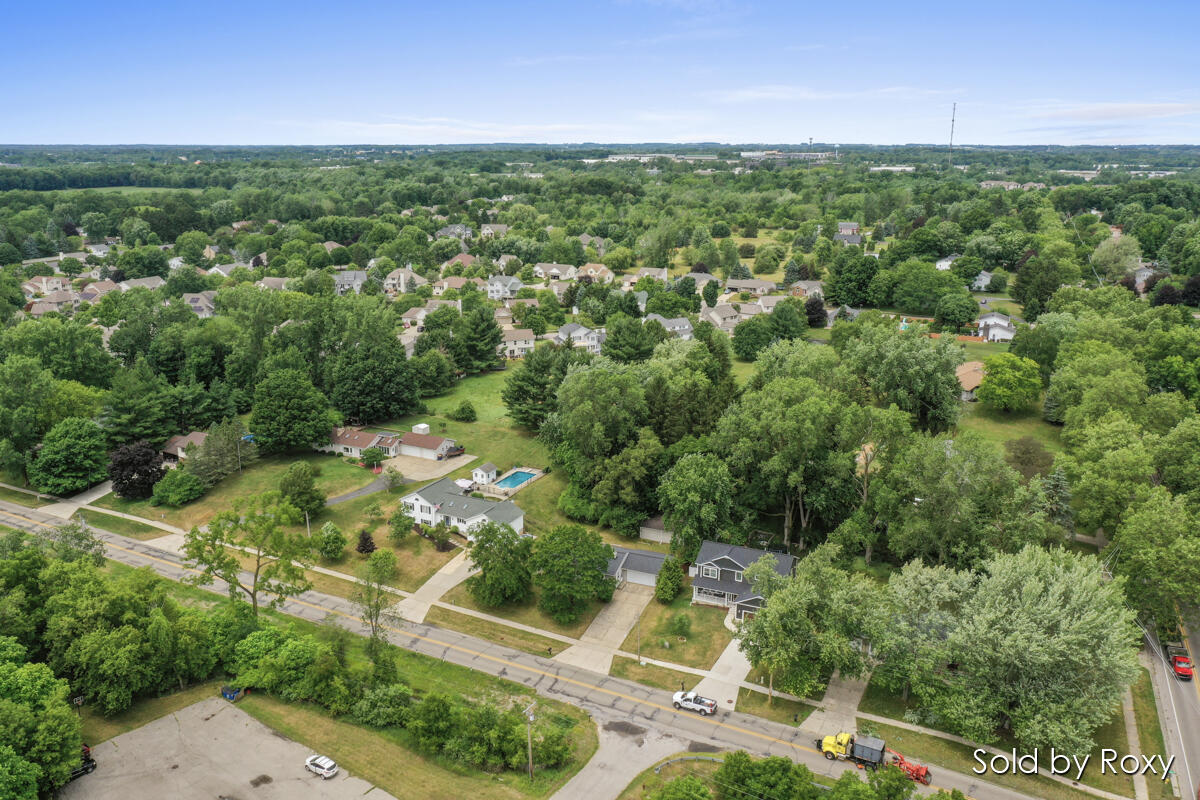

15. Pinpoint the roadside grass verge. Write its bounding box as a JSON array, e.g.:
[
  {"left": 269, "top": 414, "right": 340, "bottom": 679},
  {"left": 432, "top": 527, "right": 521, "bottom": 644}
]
[
  {"left": 79, "top": 508, "right": 165, "bottom": 540},
  {"left": 609, "top": 656, "right": 696, "bottom": 693},
  {"left": 426, "top": 605, "right": 567, "bottom": 657},
  {"left": 442, "top": 582, "right": 602, "bottom": 640}
]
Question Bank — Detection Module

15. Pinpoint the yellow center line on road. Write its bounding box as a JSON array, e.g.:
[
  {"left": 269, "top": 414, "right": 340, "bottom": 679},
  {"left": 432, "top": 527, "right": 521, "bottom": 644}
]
[{"left": 0, "top": 504, "right": 975, "bottom": 799}]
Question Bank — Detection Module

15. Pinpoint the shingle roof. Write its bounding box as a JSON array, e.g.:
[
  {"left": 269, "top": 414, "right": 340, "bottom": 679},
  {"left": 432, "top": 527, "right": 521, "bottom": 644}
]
[
  {"left": 405, "top": 477, "right": 522, "bottom": 525},
  {"left": 606, "top": 546, "right": 667, "bottom": 578}
]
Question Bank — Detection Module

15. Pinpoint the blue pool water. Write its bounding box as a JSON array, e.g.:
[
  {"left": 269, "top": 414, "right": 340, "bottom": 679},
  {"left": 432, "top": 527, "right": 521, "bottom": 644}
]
[{"left": 495, "top": 470, "right": 536, "bottom": 489}]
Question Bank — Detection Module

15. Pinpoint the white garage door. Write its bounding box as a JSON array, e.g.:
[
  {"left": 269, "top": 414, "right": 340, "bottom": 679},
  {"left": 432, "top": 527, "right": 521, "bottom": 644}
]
[{"left": 623, "top": 569, "right": 657, "bottom": 587}]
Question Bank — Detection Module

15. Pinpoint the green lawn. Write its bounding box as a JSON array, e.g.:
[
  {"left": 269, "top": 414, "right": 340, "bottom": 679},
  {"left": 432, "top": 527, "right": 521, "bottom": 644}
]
[
  {"left": 240, "top": 691, "right": 594, "bottom": 800},
  {"left": 1131, "top": 668, "right": 1174, "bottom": 800},
  {"left": 418, "top": 368, "right": 513, "bottom": 424},
  {"left": 955, "top": 397, "right": 1063, "bottom": 454},
  {"left": 80, "top": 681, "right": 222, "bottom": 744},
  {"left": 619, "top": 588, "right": 732, "bottom": 670},
  {"left": 609, "top": 656, "right": 698, "bottom": 693},
  {"left": 94, "top": 453, "right": 375, "bottom": 530},
  {"left": 736, "top": 687, "right": 814, "bottom": 727},
  {"left": 0, "top": 486, "right": 50, "bottom": 507},
  {"left": 78, "top": 509, "right": 165, "bottom": 540},
  {"left": 957, "top": 338, "right": 1011, "bottom": 363},
  {"left": 731, "top": 358, "right": 756, "bottom": 387},
  {"left": 426, "top": 606, "right": 567, "bottom": 657},
  {"left": 313, "top": 506, "right": 460, "bottom": 592},
  {"left": 441, "top": 582, "right": 603, "bottom": 640}
]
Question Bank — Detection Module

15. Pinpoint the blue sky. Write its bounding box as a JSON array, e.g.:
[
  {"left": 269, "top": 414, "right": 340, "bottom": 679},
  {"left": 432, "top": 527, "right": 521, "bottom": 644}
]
[{"left": 6, "top": 0, "right": 1200, "bottom": 145}]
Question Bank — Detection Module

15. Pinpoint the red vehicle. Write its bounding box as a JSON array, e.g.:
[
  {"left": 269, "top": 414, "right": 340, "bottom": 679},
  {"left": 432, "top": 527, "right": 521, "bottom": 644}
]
[{"left": 1167, "top": 643, "right": 1194, "bottom": 680}]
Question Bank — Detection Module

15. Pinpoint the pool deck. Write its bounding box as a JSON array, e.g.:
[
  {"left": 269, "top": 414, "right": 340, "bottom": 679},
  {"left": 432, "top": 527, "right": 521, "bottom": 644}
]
[{"left": 480, "top": 467, "right": 545, "bottom": 499}]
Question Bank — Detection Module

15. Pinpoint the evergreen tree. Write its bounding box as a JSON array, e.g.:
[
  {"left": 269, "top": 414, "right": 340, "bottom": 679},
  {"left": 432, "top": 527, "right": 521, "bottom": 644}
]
[{"left": 101, "top": 361, "right": 172, "bottom": 447}]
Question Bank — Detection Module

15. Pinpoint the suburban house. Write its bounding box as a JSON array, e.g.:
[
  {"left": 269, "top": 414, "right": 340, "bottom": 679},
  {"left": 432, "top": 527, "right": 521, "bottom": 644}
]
[
  {"left": 119, "top": 276, "right": 166, "bottom": 292},
  {"left": 472, "top": 462, "right": 498, "bottom": 485},
  {"left": 826, "top": 305, "right": 864, "bottom": 326},
  {"left": 255, "top": 277, "right": 289, "bottom": 291},
  {"left": 167, "top": 256, "right": 186, "bottom": 270},
  {"left": 433, "top": 275, "right": 485, "bottom": 295},
  {"left": 579, "top": 233, "right": 607, "bottom": 255},
  {"left": 977, "top": 311, "right": 1017, "bottom": 342},
  {"left": 553, "top": 322, "right": 606, "bottom": 353},
  {"left": 333, "top": 271, "right": 369, "bottom": 296},
  {"left": 1132, "top": 264, "right": 1158, "bottom": 293},
  {"left": 86, "top": 243, "right": 110, "bottom": 257},
  {"left": 971, "top": 271, "right": 993, "bottom": 292},
  {"left": 493, "top": 307, "right": 514, "bottom": 326},
  {"left": 436, "top": 224, "right": 473, "bottom": 241},
  {"left": 401, "top": 477, "right": 524, "bottom": 539},
  {"left": 207, "top": 263, "right": 250, "bottom": 278},
  {"left": 384, "top": 267, "right": 427, "bottom": 294},
  {"left": 497, "top": 254, "right": 519, "bottom": 270},
  {"left": 606, "top": 546, "right": 667, "bottom": 588},
  {"left": 79, "top": 279, "right": 118, "bottom": 303},
  {"left": 957, "top": 361, "right": 985, "bottom": 401},
  {"left": 623, "top": 266, "right": 669, "bottom": 289},
  {"left": 643, "top": 313, "right": 693, "bottom": 339},
  {"left": 202, "top": 244, "right": 221, "bottom": 260},
  {"left": 549, "top": 280, "right": 571, "bottom": 302},
  {"left": 838, "top": 222, "right": 861, "bottom": 236},
  {"left": 756, "top": 295, "right": 790, "bottom": 313},
  {"left": 682, "top": 272, "right": 720, "bottom": 289},
  {"left": 441, "top": 253, "right": 477, "bottom": 272},
  {"left": 401, "top": 299, "right": 460, "bottom": 328},
  {"left": 487, "top": 275, "right": 523, "bottom": 300},
  {"left": 533, "top": 262, "right": 577, "bottom": 281},
  {"left": 182, "top": 291, "right": 217, "bottom": 318},
  {"left": 935, "top": 254, "right": 962, "bottom": 272},
  {"left": 689, "top": 540, "right": 796, "bottom": 620},
  {"left": 631, "top": 290, "right": 648, "bottom": 313},
  {"left": 578, "top": 263, "right": 614, "bottom": 283},
  {"left": 725, "top": 278, "right": 775, "bottom": 296},
  {"left": 834, "top": 232, "right": 863, "bottom": 245},
  {"left": 480, "top": 223, "right": 509, "bottom": 238},
  {"left": 322, "top": 241, "right": 343, "bottom": 253},
  {"left": 162, "top": 431, "right": 208, "bottom": 463},
  {"left": 789, "top": 280, "right": 824, "bottom": 299},
  {"left": 703, "top": 304, "right": 743, "bottom": 333},
  {"left": 316, "top": 424, "right": 460, "bottom": 461},
  {"left": 21, "top": 275, "right": 68, "bottom": 298},
  {"left": 500, "top": 328, "right": 537, "bottom": 358}
]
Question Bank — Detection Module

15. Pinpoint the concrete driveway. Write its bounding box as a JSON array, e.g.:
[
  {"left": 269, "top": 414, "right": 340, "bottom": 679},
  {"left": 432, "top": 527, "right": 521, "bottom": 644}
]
[
  {"left": 60, "top": 697, "right": 396, "bottom": 800},
  {"left": 554, "top": 583, "right": 654, "bottom": 673},
  {"left": 381, "top": 452, "right": 474, "bottom": 482}
]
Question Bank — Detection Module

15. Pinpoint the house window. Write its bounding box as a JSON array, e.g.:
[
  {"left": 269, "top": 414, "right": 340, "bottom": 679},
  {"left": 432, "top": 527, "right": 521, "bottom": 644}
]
[
  {"left": 701, "top": 565, "right": 718, "bottom": 579},
  {"left": 733, "top": 571, "right": 743, "bottom": 583}
]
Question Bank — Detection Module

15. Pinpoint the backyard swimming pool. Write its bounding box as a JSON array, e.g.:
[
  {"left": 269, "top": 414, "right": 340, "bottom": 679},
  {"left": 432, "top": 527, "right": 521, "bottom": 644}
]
[{"left": 495, "top": 469, "right": 537, "bottom": 489}]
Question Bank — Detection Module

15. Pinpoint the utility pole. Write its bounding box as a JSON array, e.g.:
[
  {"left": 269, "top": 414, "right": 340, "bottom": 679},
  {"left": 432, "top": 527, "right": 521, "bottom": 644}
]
[
  {"left": 948, "top": 102, "right": 957, "bottom": 170},
  {"left": 523, "top": 701, "right": 536, "bottom": 781},
  {"left": 304, "top": 510, "right": 311, "bottom": 538}
]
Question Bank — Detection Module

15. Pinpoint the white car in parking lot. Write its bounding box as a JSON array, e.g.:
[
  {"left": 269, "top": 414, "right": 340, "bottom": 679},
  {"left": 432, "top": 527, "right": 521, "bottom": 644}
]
[{"left": 305, "top": 754, "right": 338, "bottom": 779}]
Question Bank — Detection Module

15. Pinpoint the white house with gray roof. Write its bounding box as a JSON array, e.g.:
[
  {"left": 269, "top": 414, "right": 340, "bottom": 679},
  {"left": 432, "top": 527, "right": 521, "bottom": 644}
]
[
  {"left": 487, "top": 274, "right": 523, "bottom": 300},
  {"left": 643, "top": 313, "right": 693, "bottom": 340},
  {"left": 401, "top": 477, "right": 524, "bottom": 539},
  {"left": 553, "top": 322, "right": 605, "bottom": 353}
]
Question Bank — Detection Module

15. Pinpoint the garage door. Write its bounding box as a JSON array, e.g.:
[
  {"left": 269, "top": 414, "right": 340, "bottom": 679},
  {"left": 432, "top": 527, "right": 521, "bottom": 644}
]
[{"left": 623, "top": 569, "right": 657, "bottom": 587}]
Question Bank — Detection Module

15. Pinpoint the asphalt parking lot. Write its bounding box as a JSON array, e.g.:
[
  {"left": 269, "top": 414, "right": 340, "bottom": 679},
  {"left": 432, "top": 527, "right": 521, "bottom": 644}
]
[{"left": 59, "top": 697, "right": 396, "bottom": 800}]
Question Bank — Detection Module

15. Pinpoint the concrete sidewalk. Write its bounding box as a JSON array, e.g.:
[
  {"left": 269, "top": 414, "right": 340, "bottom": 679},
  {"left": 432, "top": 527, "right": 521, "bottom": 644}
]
[
  {"left": 394, "top": 549, "right": 474, "bottom": 623},
  {"left": 691, "top": 632, "right": 753, "bottom": 711},
  {"left": 800, "top": 670, "right": 870, "bottom": 735},
  {"left": 41, "top": 480, "right": 115, "bottom": 519}
]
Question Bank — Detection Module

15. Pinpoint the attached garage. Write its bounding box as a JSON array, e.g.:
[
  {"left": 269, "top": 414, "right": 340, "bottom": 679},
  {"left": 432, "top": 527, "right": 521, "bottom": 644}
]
[{"left": 607, "top": 546, "right": 667, "bottom": 587}]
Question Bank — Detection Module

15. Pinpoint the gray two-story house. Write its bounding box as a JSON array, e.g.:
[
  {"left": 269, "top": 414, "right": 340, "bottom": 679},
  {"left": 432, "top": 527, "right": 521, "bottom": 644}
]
[{"left": 689, "top": 541, "right": 796, "bottom": 620}]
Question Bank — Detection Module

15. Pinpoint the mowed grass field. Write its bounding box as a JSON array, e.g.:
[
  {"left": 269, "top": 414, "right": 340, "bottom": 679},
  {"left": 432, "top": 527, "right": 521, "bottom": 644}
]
[{"left": 95, "top": 453, "right": 375, "bottom": 530}]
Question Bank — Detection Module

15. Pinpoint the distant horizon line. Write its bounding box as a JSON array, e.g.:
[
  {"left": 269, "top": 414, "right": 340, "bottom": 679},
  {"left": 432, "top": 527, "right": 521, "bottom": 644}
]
[{"left": 3, "top": 141, "right": 1199, "bottom": 149}]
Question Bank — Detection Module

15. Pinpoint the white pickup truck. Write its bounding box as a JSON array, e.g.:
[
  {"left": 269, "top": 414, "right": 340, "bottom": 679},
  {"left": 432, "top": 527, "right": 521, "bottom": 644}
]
[{"left": 672, "top": 691, "right": 717, "bottom": 716}]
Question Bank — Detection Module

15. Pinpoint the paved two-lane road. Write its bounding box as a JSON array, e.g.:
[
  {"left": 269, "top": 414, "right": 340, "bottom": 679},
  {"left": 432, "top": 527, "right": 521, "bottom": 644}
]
[{"left": 0, "top": 499, "right": 1056, "bottom": 800}]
